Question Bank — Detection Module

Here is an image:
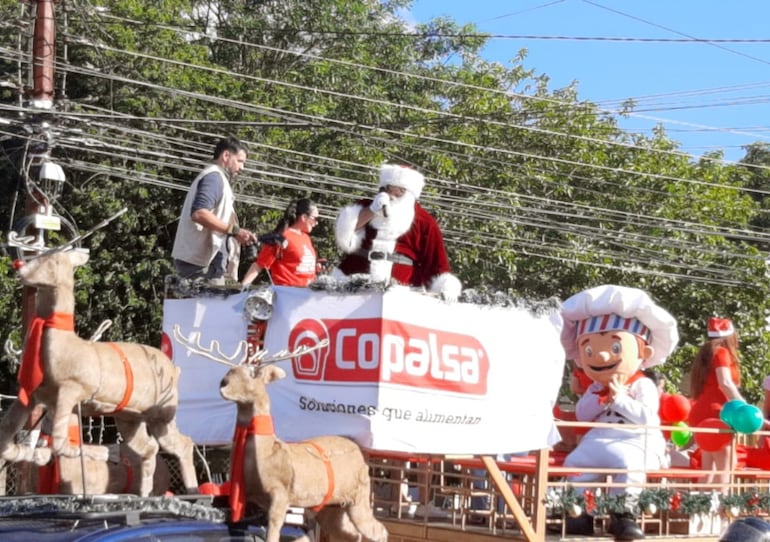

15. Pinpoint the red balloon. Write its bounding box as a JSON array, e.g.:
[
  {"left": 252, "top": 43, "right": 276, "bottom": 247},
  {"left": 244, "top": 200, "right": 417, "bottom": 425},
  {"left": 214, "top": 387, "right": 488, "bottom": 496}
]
[
  {"left": 660, "top": 393, "right": 692, "bottom": 424},
  {"left": 694, "top": 418, "right": 733, "bottom": 452}
]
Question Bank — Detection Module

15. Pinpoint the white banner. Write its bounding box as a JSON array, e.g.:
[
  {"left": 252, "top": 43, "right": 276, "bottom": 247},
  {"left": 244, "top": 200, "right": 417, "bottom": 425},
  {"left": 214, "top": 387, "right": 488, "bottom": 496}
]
[
  {"left": 163, "top": 287, "right": 565, "bottom": 454},
  {"left": 162, "top": 293, "right": 247, "bottom": 445}
]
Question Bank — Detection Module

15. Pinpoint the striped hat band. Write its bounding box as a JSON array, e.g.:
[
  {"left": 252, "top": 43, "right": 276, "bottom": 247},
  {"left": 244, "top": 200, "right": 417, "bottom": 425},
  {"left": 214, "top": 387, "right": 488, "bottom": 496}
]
[{"left": 577, "top": 314, "right": 651, "bottom": 343}]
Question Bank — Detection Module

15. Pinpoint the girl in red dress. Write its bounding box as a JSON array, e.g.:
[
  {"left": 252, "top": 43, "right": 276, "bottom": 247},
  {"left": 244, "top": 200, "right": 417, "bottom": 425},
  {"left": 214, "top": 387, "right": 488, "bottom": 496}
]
[{"left": 688, "top": 317, "right": 744, "bottom": 491}]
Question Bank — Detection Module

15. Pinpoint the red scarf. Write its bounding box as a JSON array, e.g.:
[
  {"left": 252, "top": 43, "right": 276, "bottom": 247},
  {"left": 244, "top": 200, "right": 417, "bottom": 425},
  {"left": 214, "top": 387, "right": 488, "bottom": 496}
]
[
  {"left": 18, "top": 313, "right": 74, "bottom": 406},
  {"left": 37, "top": 424, "right": 81, "bottom": 494},
  {"left": 592, "top": 371, "right": 646, "bottom": 405},
  {"left": 229, "top": 415, "right": 274, "bottom": 522}
]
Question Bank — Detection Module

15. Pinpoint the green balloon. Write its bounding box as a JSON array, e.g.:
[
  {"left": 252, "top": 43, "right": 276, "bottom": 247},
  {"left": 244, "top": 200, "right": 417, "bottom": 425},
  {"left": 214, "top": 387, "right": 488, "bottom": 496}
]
[{"left": 671, "top": 421, "right": 692, "bottom": 448}]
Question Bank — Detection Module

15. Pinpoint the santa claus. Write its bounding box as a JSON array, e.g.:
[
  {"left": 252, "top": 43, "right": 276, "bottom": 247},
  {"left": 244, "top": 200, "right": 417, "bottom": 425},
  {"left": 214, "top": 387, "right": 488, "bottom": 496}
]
[{"left": 332, "top": 164, "right": 462, "bottom": 301}]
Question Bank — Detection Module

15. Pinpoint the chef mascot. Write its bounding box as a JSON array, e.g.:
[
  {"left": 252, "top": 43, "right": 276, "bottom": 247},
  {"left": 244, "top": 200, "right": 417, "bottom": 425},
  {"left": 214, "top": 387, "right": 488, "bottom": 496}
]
[
  {"left": 333, "top": 164, "right": 462, "bottom": 302},
  {"left": 560, "top": 284, "right": 679, "bottom": 540}
]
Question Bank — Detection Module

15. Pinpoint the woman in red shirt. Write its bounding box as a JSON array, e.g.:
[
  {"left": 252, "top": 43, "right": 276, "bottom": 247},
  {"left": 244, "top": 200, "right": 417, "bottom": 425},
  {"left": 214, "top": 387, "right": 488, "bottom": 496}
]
[
  {"left": 688, "top": 317, "right": 744, "bottom": 491},
  {"left": 240, "top": 198, "right": 319, "bottom": 287}
]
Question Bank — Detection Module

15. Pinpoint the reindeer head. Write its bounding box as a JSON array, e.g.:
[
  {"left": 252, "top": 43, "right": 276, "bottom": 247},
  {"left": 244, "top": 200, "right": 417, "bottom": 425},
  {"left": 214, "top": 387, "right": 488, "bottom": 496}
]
[
  {"left": 220, "top": 364, "right": 286, "bottom": 413},
  {"left": 16, "top": 250, "right": 89, "bottom": 290}
]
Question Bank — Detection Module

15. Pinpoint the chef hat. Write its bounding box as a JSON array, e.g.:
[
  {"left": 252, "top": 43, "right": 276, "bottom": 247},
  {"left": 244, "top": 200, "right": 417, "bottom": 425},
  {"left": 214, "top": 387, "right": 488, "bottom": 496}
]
[
  {"left": 379, "top": 164, "right": 425, "bottom": 199},
  {"left": 560, "top": 284, "right": 679, "bottom": 368},
  {"left": 707, "top": 317, "right": 734, "bottom": 338}
]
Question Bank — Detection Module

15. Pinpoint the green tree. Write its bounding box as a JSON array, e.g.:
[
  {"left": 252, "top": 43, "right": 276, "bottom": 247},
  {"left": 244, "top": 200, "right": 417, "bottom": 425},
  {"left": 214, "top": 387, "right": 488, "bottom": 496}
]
[{"left": 0, "top": 0, "right": 769, "bottom": 406}]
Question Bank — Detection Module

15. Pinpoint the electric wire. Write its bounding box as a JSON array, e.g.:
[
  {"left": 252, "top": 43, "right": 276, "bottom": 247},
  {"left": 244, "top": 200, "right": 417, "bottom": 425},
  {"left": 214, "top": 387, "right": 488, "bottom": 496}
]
[{"left": 2, "top": 5, "right": 769, "bottom": 287}]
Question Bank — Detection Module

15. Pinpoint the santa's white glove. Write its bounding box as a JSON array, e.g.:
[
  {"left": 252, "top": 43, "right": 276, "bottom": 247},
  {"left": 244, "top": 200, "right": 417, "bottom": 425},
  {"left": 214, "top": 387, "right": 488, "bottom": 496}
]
[
  {"left": 369, "top": 192, "right": 390, "bottom": 214},
  {"left": 430, "top": 273, "right": 462, "bottom": 303}
]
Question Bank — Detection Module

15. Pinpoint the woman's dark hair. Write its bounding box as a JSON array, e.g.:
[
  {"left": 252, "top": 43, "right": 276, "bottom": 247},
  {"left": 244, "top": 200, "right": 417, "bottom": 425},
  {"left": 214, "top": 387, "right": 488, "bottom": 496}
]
[{"left": 273, "top": 198, "right": 315, "bottom": 233}]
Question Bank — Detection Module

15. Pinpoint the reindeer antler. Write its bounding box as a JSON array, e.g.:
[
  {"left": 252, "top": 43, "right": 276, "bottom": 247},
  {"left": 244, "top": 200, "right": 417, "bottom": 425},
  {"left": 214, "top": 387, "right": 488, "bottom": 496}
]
[
  {"left": 89, "top": 320, "right": 113, "bottom": 342},
  {"left": 172, "top": 325, "right": 246, "bottom": 367},
  {"left": 173, "top": 325, "right": 329, "bottom": 368},
  {"left": 3, "top": 207, "right": 128, "bottom": 261},
  {"left": 4, "top": 338, "right": 21, "bottom": 365},
  {"left": 255, "top": 341, "right": 330, "bottom": 365},
  {"left": 6, "top": 231, "right": 43, "bottom": 254}
]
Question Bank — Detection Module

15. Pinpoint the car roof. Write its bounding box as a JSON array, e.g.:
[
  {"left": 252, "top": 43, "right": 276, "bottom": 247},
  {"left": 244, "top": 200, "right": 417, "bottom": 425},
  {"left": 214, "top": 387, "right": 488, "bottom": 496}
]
[{"left": 0, "top": 495, "right": 307, "bottom": 542}]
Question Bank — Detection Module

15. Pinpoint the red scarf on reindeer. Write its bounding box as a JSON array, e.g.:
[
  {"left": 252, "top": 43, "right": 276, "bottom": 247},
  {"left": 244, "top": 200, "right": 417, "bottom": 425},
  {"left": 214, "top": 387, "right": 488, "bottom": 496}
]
[
  {"left": 18, "top": 312, "right": 74, "bottom": 406},
  {"left": 229, "top": 415, "right": 274, "bottom": 522},
  {"left": 228, "top": 415, "right": 337, "bottom": 522}
]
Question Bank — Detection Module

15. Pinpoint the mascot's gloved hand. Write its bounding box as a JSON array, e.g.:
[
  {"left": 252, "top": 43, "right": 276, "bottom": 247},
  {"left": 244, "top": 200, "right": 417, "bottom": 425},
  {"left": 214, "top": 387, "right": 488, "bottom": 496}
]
[{"left": 369, "top": 192, "right": 390, "bottom": 214}]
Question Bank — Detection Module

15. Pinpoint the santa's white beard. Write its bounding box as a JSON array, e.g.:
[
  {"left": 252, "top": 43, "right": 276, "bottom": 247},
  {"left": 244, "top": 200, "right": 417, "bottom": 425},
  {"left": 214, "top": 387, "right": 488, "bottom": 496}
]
[
  {"left": 368, "top": 190, "right": 416, "bottom": 240},
  {"left": 333, "top": 190, "right": 418, "bottom": 281},
  {"left": 365, "top": 191, "right": 416, "bottom": 282}
]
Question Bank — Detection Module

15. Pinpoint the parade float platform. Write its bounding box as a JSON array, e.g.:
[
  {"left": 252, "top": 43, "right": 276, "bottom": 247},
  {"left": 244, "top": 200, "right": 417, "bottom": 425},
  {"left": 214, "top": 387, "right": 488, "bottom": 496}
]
[{"left": 159, "top": 282, "right": 749, "bottom": 542}]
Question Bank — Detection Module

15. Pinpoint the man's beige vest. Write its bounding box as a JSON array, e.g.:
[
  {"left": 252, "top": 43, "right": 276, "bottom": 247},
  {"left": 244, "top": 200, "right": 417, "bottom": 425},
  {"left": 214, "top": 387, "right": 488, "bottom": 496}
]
[{"left": 172, "top": 164, "right": 234, "bottom": 267}]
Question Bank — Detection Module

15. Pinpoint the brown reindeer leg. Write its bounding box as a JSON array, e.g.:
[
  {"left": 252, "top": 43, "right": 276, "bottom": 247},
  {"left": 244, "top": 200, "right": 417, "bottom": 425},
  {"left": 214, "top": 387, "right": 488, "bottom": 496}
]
[
  {"left": 345, "top": 502, "right": 388, "bottom": 542},
  {"left": 314, "top": 507, "right": 365, "bottom": 542},
  {"left": 267, "top": 493, "right": 291, "bottom": 542},
  {"left": 148, "top": 419, "right": 198, "bottom": 493},
  {"left": 343, "top": 484, "right": 388, "bottom": 542},
  {"left": 51, "top": 388, "right": 108, "bottom": 461},
  {"left": 57, "top": 445, "right": 114, "bottom": 495},
  {"left": 116, "top": 420, "right": 158, "bottom": 496},
  {"left": 0, "top": 400, "right": 50, "bottom": 465}
]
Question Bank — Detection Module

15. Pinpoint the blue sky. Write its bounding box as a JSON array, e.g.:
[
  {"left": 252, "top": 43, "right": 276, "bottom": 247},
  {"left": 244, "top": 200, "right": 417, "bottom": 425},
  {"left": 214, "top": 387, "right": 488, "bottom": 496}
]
[{"left": 407, "top": 0, "right": 770, "bottom": 162}]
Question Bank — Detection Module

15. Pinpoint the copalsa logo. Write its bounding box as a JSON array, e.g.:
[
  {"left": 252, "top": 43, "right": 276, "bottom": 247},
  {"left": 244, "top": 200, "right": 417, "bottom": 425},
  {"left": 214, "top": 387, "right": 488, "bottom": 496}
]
[{"left": 288, "top": 318, "right": 488, "bottom": 395}]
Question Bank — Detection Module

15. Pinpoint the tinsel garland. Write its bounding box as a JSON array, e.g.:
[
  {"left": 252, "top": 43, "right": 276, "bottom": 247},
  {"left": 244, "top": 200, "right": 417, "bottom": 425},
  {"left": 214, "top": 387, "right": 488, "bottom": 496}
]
[
  {"left": 547, "top": 485, "right": 770, "bottom": 517},
  {"left": 167, "top": 273, "right": 564, "bottom": 317},
  {"left": 0, "top": 495, "right": 225, "bottom": 522},
  {"left": 309, "top": 275, "right": 562, "bottom": 315}
]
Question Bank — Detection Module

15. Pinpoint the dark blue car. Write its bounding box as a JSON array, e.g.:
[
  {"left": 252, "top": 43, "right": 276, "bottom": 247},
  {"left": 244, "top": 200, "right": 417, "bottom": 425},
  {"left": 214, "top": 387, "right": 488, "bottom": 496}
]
[{"left": 0, "top": 494, "right": 310, "bottom": 541}]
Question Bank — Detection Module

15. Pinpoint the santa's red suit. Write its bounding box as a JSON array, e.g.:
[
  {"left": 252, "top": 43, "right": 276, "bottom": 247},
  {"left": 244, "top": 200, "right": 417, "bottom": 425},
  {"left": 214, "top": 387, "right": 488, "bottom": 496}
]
[{"left": 333, "top": 165, "right": 462, "bottom": 301}]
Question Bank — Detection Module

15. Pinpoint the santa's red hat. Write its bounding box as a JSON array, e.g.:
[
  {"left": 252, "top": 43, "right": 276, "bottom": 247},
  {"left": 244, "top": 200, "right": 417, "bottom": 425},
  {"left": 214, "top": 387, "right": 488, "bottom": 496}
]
[
  {"left": 379, "top": 164, "right": 425, "bottom": 199},
  {"left": 707, "top": 317, "right": 734, "bottom": 338}
]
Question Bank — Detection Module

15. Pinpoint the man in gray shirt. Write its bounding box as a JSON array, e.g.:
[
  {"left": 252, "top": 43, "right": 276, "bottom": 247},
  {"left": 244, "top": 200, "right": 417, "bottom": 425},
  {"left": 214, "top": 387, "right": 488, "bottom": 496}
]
[{"left": 172, "top": 136, "right": 257, "bottom": 283}]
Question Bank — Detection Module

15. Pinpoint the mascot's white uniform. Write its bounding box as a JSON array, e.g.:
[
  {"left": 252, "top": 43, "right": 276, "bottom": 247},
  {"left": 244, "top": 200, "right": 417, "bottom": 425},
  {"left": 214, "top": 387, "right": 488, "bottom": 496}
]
[
  {"left": 559, "top": 284, "right": 679, "bottom": 540},
  {"left": 333, "top": 164, "right": 461, "bottom": 301}
]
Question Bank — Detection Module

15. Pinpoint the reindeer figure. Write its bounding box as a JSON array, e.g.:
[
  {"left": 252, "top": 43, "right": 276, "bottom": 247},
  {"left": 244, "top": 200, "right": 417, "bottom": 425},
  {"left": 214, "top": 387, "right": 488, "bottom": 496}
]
[
  {"left": 0, "top": 250, "right": 198, "bottom": 495},
  {"left": 35, "top": 412, "right": 171, "bottom": 496},
  {"left": 220, "top": 363, "right": 387, "bottom": 542}
]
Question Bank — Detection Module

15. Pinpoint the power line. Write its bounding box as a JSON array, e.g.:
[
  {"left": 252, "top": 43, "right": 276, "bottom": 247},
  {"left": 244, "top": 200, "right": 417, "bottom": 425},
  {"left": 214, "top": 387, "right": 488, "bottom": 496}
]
[{"left": 3, "top": 6, "right": 767, "bottom": 288}]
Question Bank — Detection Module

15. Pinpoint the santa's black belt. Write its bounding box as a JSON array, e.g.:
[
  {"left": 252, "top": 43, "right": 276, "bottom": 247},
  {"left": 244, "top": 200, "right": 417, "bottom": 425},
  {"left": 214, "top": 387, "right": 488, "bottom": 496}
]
[{"left": 354, "top": 249, "right": 413, "bottom": 266}]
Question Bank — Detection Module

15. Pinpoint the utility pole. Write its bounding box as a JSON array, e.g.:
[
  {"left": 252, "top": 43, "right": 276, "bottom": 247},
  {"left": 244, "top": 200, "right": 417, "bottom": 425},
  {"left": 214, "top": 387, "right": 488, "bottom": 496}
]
[
  {"left": 30, "top": 0, "right": 55, "bottom": 110},
  {"left": 20, "top": 0, "right": 63, "bottom": 331},
  {"left": 15, "top": 0, "right": 63, "bottom": 494}
]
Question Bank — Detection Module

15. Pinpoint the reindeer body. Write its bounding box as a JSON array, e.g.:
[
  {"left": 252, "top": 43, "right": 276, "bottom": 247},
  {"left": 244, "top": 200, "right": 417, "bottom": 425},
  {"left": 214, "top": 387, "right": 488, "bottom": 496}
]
[
  {"left": 53, "top": 442, "right": 172, "bottom": 496},
  {"left": 37, "top": 337, "right": 179, "bottom": 417},
  {"left": 220, "top": 365, "right": 387, "bottom": 542},
  {"left": 33, "top": 413, "right": 172, "bottom": 496},
  {"left": 0, "top": 250, "right": 198, "bottom": 496}
]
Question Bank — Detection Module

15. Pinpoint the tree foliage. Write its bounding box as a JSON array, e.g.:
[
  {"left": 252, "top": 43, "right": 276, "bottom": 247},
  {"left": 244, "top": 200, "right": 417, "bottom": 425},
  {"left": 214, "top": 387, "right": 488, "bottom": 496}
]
[{"left": 0, "top": 0, "right": 768, "bottom": 405}]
